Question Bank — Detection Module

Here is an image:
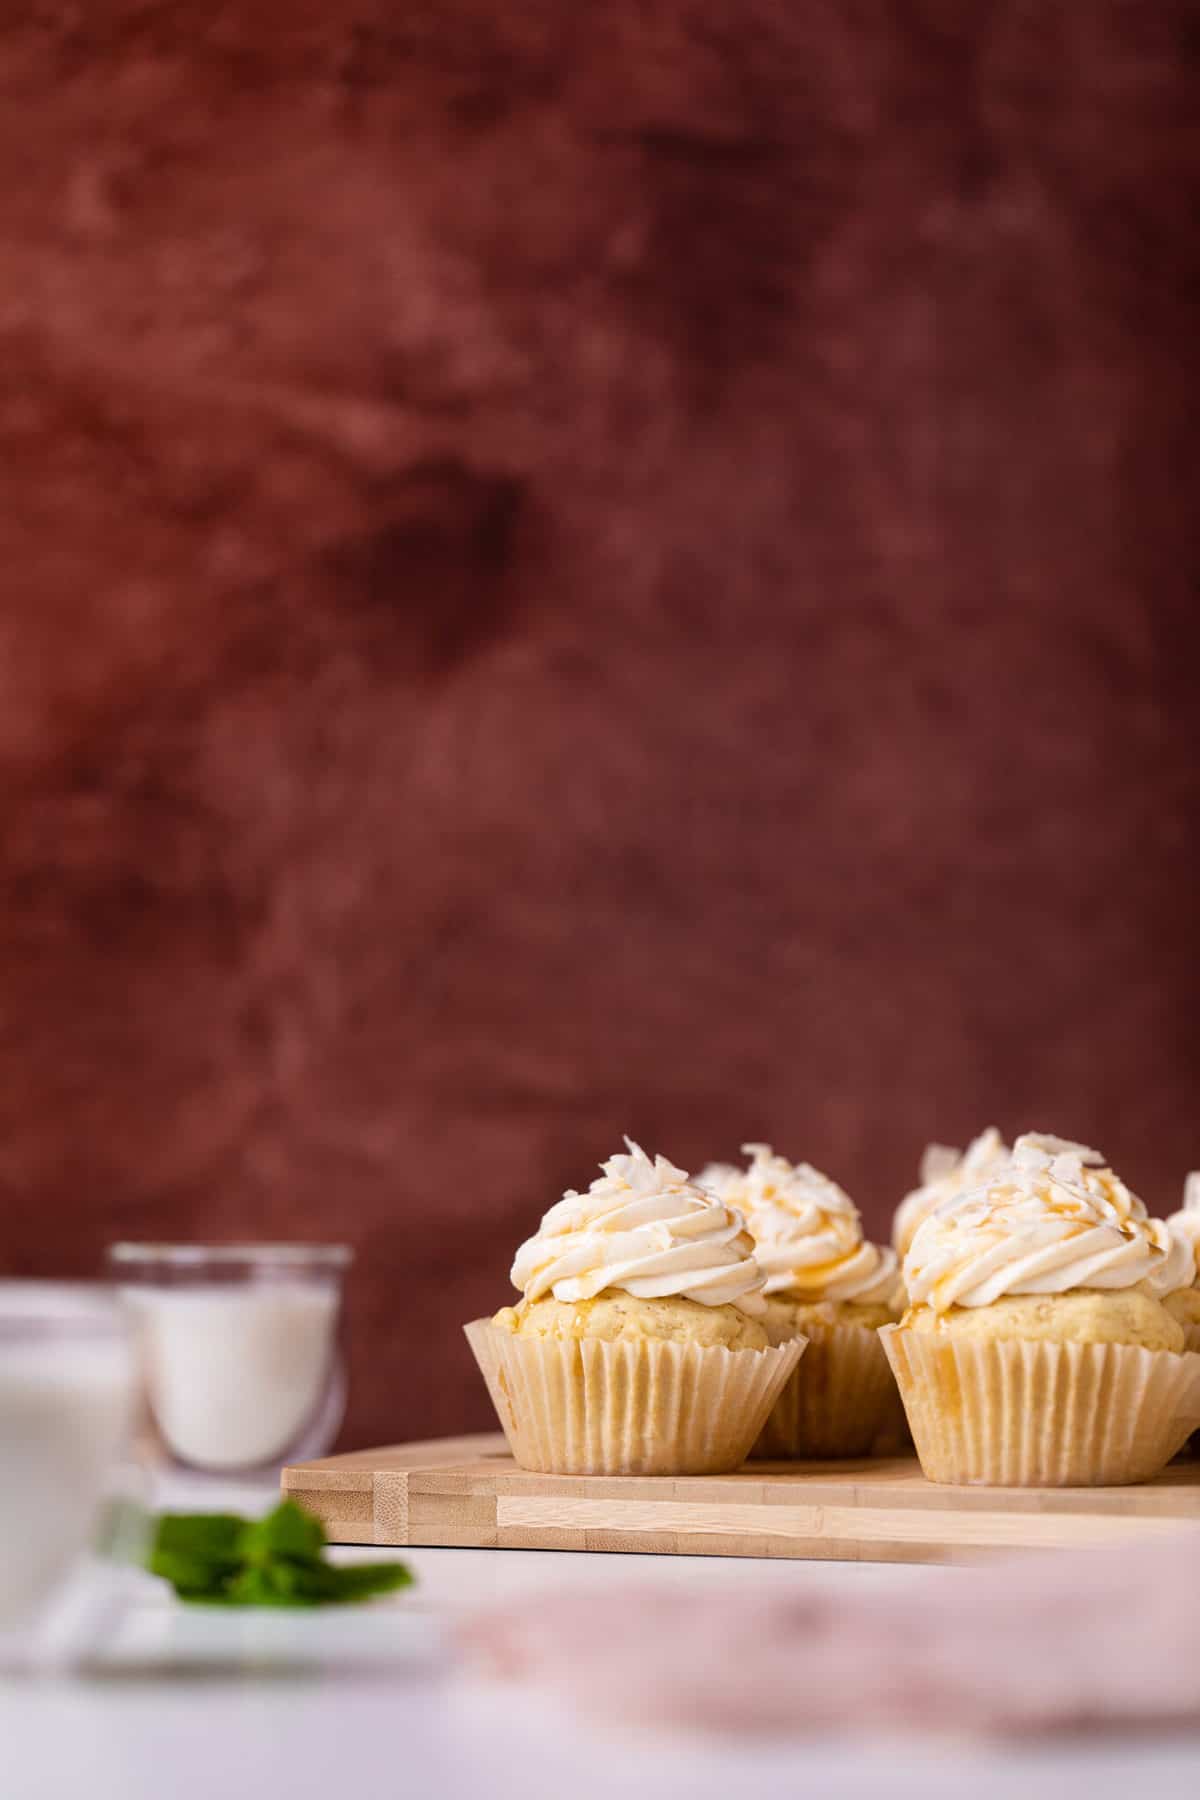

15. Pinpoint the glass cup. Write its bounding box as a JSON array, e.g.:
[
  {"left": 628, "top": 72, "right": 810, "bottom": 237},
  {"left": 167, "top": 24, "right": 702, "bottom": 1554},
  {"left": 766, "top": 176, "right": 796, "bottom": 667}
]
[
  {"left": 0, "top": 1282, "right": 141, "bottom": 1668},
  {"left": 107, "top": 1244, "right": 352, "bottom": 1475}
]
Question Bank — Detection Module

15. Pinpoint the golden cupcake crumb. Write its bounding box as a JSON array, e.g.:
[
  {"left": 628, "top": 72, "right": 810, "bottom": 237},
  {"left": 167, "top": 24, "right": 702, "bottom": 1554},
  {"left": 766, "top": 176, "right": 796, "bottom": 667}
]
[
  {"left": 761, "top": 1294, "right": 896, "bottom": 1346},
  {"left": 1163, "top": 1286, "right": 1200, "bottom": 1332},
  {"left": 900, "top": 1288, "right": 1184, "bottom": 1353},
  {"left": 492, "top": 1291, "right": 769, "bottom": 1350}
]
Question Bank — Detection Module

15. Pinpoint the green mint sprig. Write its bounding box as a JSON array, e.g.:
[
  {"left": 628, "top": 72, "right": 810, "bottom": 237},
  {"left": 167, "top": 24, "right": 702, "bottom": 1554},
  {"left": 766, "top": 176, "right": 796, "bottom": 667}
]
[{"left": 147, "top": 1500, "right": 414, "bottom": 1608}]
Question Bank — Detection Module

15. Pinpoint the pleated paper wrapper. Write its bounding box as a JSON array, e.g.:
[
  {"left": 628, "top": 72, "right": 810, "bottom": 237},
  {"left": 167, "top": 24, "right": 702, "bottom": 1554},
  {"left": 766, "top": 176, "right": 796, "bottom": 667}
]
[
  {"left": 1182, "top": 1326, "right": 1200, "bottom": 1455},
  {"left": 881, "top": 1325, "right": 1200, "bottom": 1487},
  {"left": 464, "top": 1319, "right": 803, "bottom": 1476},
  {"left": 752, "top": 1319, "right": 900, "bottom": 1459}
]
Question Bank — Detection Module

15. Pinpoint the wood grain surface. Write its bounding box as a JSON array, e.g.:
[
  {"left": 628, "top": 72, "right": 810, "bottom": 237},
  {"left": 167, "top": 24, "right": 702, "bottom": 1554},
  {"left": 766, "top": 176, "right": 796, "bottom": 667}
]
[{"left": 283, "top": 1435, "right": 1200, "bottom": 1563}]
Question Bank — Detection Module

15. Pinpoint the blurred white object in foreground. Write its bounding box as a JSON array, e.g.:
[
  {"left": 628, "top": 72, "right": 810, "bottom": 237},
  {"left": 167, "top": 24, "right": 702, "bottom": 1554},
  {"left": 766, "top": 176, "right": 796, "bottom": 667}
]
[
  {"left": 0, "top": 1283, "right": 136, "bottom": 1632},
  {"left": 461, "top": 1525, "right": 1200, "bottom": 1736}
]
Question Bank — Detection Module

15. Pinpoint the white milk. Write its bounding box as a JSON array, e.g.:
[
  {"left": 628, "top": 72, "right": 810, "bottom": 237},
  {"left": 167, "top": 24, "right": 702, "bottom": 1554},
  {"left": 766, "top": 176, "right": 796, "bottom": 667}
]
[
  {"left": 126, "top": 1283, "right": 339, "bottom": 1470},
  {"left": 0, "top": 1338, "right": 135, "bottom": 1626}
]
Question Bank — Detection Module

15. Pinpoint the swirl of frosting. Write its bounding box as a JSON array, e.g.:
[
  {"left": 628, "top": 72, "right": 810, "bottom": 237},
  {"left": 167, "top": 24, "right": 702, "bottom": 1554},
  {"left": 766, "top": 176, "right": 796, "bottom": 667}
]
[
  {"left": 510, "top": 1140, "right": 766, "bottom": 1313},
  {"left": 892, "top": 1130, "right": 1150, "bottom": 1260},
  {"left": 697, "top": 1161, "right": 740, "bottom": 1203},
  {"left": 1167, "top": 1172, "right": 1200, "bottom": 1284},
  {"left": 905, "top": 1135, "right": 1192, "bottom": 1311},
  {"left": 701, "top": 1144, "right": 897, "bottom": 1303},
  {"left": 1021, "top": 1135, "right": 1156, "bottom": 1228},
  {"left": 892, "top": 1128, "right": 1010, "bottom": 1257}
]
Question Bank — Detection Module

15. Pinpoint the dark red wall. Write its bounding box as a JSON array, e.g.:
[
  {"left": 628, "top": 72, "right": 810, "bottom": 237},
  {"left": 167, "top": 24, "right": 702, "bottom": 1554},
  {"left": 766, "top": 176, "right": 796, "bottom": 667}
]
[{"left": 3, "top": 5, "right": 1199, "bottom": 1448}]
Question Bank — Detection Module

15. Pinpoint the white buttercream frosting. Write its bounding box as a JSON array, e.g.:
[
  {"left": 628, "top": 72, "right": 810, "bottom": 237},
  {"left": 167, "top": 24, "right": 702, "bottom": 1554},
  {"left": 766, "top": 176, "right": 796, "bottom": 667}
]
[
  {"left": 700, "top": 1144, "right": 897, "bottom": 1304},
  {"left": 697, "top": 1162, "right": 740, "bottom": 1203},
  {"left": 892, "top": 1128, "right": 1010, "bottom": 1257},
  {"left": 510, "top": 1140, "right": 766, "bottom": 1314},
  {"left": 892, "top": 1130, "right": 1149, "bottom": 1261},
  {"left": 904, "top": 1134, "right": 1192, "bottom": 1312},
  {"left": 1167, "top": 1172, "right": 1200, "bottom": 1284}
]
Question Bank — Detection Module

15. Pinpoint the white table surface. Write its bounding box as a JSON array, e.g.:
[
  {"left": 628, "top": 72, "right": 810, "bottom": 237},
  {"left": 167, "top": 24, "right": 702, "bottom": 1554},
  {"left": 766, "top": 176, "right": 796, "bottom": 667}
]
[{"left": 2, "top": 1474, "right": 1198, "bottom": 1800}]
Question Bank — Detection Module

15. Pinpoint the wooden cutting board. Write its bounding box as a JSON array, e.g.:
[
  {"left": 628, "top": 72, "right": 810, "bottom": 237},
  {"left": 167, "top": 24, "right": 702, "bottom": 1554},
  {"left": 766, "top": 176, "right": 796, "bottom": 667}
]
[{"left": 282, "top": 1434, "right": 1200, "bottom": 1563}]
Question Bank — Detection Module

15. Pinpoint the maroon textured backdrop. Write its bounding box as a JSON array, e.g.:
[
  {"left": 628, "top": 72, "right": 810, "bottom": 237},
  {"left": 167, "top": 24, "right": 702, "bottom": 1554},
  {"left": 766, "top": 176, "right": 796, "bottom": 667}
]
[{"left": 3, "top": 5, "right": 1199, "bottom": 1448}]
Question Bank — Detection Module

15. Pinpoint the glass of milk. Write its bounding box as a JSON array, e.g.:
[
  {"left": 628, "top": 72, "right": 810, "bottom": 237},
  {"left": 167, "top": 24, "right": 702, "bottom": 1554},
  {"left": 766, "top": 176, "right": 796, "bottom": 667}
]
[
  {"left": 0, "top": 1283, "right": 140, "bottom": 1658},
  {"left": 108, "top": 1244, "right": 352, "bottom": 1474}
]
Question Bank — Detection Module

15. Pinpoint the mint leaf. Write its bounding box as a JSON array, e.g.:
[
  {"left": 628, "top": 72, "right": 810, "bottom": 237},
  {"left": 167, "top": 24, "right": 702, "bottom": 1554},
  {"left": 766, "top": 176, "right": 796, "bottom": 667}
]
[
  {"left": 153, "top": 1513, "right": 246, "bottom": 1562},
  {"left": 145, "top": 1501, "right": 413, "bottom": 1609},
  {"left": 224, "top": 1562, "right": 323, "bottom": 1607},
  {"left": 239, "top": 1500, "right": 326, "bottom": 1563},
  {"left": 149, "top": 1548, "right": 238, "bottom": 1598},
  {"left": 321, "top": 1561, "right": 414, "bottom": 1602},
  {"left": 148, "top": 1513, "right": 248, "bottom": 1595}
]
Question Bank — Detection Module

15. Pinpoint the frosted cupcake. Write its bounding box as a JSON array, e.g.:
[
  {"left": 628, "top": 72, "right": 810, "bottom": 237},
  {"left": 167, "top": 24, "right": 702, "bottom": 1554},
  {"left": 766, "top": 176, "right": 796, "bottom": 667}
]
[
  {"left": 465, "top": 1141, "right": 803, "bottom": 1476},
  {"left": 703, "top": 1145, "right": 901, "bottom": 1458},
  {"left": 892, "top": 1128, "right": 1009, "bottom": 1261},
  {"left": 1165, "top": 1173, "right": 1200, "bottom": 1353},
  {"left": 882, "top": 1133, "right": 1200, "bottom": 1486}
]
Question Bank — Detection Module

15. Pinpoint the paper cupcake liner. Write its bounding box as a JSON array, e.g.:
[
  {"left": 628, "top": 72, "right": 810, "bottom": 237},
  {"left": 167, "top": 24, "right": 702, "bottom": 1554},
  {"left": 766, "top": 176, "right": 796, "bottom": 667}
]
[
  {"left": 752, "top": 1319, "right": 899, "bottom": 1459},
  {"left": 1180, "top": 1326, "right": 1200, "bottom": 1452},
  {"left": 464, "top": 1319, "right": 803, "bottom": 1476},
  {"left": 870, "top": 1379, "right": 914, "bottom": 1456},
  {"left": 881, "top": 1325, "right": 1200, "bottom": 1487}
]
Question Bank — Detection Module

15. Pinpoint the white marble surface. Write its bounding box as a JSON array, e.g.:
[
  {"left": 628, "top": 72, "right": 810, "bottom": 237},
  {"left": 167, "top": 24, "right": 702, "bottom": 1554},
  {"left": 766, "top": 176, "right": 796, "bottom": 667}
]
[{"left": 1, "top": 1476, "right": 1197, "bottom": 1800}]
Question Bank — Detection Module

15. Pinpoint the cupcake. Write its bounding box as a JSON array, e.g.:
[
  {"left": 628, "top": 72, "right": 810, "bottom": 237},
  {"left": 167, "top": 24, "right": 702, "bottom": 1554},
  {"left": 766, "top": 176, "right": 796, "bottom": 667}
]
[
  {"left": 892, "top": 1128, "right": 1009, "bottom": 1261},
  {"left": 703, "top": 1145, "right": 902, "bottom": 1458},
  {"left": 1165, "top": 1173, "right": 1200, "bottom": 1353},
  {"left": 465, "top": 1140, "right": 803, "bottom": 1476},
  {"left": 882, "top": 1133, "right": 1200, "bottom": 1486}
]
